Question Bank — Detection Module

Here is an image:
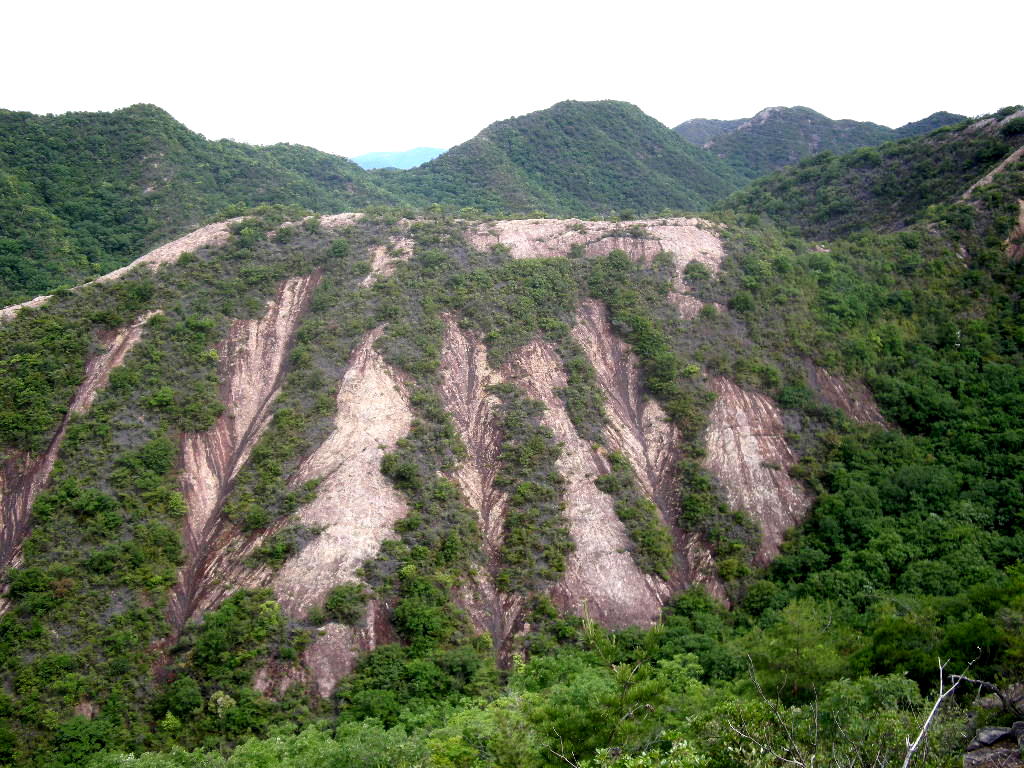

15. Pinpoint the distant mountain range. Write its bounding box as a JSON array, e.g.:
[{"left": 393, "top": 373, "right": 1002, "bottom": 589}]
[
  {"left": 352, "top": 147, "right": 446, "bottom": 169},
  {"left": 0, "top": 100, "right": 973, "bottom": 305},
  {"left": 674, "top": 106, "right": 966, "bottom": 179}
]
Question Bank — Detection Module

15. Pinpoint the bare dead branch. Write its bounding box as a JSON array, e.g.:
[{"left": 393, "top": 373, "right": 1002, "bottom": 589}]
[{"left": 901, "top": 658, "right": 967, "bottom": 768}]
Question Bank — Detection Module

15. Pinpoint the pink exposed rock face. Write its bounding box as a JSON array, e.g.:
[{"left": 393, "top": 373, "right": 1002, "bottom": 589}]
[
  {"left": 573, "top": 301, "right": 678, "bottom": 509},
  {"left": 506, "top": 339, "right": 669, "bottom": 628},
  {"left": 703, "top": 378, "right": 812, "bottom": 565},
  {"left": 268, "top": 327, "right": 413, "bottom": 695},
  {"left": 319, "top": 213, "right": 365, "bottom": 230},
  {"left": 572, "top": 301, "right": 725, "bottom": 599},
  {"left": 465, "top": 217, "right": 724, "bottom": 318},
  {"left": 438, "top": 316, "right": 526, "bottom": 646},
  {"left": 806, "top": 364, "right": 887, "bottom": 426},
  {"left": 465, "top": 218, "right": 722, "bottom": 269},
  {"left": 0, "top": 220, "right": 239, "bottom": 323},
  {"left": 440, "top": 317, "right": 506, "bottom": 557},
  {"left": 271, "top": 327, "right": 412, "bottom": 615},
  {"left": 0, "top": 311, "right": 156, "bottom": 607},
  {"left": 362, "top": 236, "right": 415, "bottom": 287},
  {"left": 169, "top": 274, "right": 320, "bottom": 628}
]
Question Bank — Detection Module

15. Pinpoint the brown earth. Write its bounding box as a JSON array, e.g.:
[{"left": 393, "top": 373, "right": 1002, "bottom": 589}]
[{"left": 805, "top": 364, "right": 887, "bottom": 426}]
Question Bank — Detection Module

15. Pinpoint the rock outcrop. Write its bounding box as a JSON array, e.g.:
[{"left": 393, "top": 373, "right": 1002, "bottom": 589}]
[
  {"left": 438, "top": 317, "right": 524, "bottom": 646},
  {"left": 703, "top": 378, "right": 812, "bottom": 565},
  {"left": 270, "top": 327, "right": 413, "bottom": 695},
  {"left": 506, "top": 339, "right": 669, "bottom": 627},
  {"left": 964, "top": 723, "right": 1024, "bottom": 768},
  {"left": 169, "top": 274, "right": 320, "bottom": 629},
  {"left": 805, "top": 363, "right": 887, "bottom": 426},
  {"left": 0, "top": 311, "right": 156, "bottom": 603},
  {"left": 572, "top": 300, "right": 724, "bottom": 598}
]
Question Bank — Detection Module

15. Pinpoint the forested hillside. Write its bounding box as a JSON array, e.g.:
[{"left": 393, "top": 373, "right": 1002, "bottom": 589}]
[
  {"left": 0, "top": 104, "right": 1021, "bottom": 768},
  {"left": 725, "top": 105, "right": 1024, "bottom": 238},
  {"left": 0, "top": 101, "right": 747, "bottom": 306},
  {"left": 0, "top": 105, "right": 400, "bottom": 305},
  {"left": 675, "top": 106, "right": 965, "bottom": 179},
  {"left": 378, "top": 100, "right": 744, "bottom": 214}
]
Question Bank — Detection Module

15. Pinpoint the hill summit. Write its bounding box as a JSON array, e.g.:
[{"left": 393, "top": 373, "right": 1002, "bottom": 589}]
[
  {"left": 675, "top": 105, "right": 965, "bottom": 178},
  {"left": 379, "top": 100, "right": 744, "bottom": 214}
]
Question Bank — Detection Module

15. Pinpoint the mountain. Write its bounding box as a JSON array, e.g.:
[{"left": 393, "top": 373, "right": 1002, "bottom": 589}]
[
  {"left": 674, "top": 105, "right": 966, "bottom": 179},
  {"left": 894, "top": 110, "right": 968, "bottom": 138},
  {"left": 0, "top": 103, "right": 1022, "bottom": 767},
  {"left": 723, "top": 104, "right": 1024, "bottom": 238},
  {"left": 378, "top": 99, "right": 745, "bottom": 214},
  {"left": 672, "top": 116, "right": 746, "bottom": 145},
  {"left": 352, "top": 147, "right": 446, "bottom": 169},
  {"left": 0, "top": 104, "right": 398, "bottom": 305},
  {"left": 0, "top": 101, "right": 743, "bottom": 306}
]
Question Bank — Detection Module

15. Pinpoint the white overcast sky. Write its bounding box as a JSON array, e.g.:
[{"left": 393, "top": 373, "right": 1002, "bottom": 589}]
[{"left": 3, "top": 0, "right": 1020, "bottom": 158}]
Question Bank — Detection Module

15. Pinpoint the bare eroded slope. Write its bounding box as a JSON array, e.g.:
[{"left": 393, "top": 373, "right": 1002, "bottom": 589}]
[
  {"left": 0, "top": 311, "right": 156, "bottom": 608},
  {"left": 169, "top": 274, "right": 321, "bottom": 629},
  {"left": 507, "top": 339, "right": 669, "bottom": 627},
  {"left": 269, "top": 327, "right": 413, "bottom": 695},
  {"left": 703, "top": 378, "right": 812, "bottom": 565},
  {"left": 572, "top": 300, "right": 724, "bottom": 598}
]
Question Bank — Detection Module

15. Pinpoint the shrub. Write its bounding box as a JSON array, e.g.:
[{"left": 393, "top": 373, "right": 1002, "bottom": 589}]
[{"left": 324, "top": 583, "right": 370, "bottom": 626}]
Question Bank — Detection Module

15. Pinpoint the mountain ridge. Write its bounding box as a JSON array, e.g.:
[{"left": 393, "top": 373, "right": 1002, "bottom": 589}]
[
  {"left": 674, "top": 105, "right": 967, "bottom": 179},
  {"left": 375, "top": 99, "right": 745, "bottom": 214}
]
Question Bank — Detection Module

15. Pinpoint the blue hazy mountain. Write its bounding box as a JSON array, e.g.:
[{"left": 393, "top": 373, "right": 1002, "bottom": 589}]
[{"left": 352, "top": 146, "right": 446, "bottom": 169}]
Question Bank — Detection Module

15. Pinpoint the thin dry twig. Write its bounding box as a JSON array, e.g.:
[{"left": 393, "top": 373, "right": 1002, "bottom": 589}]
[{"left": 901, "top": 658, "right": 968, "bottom": 768}]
